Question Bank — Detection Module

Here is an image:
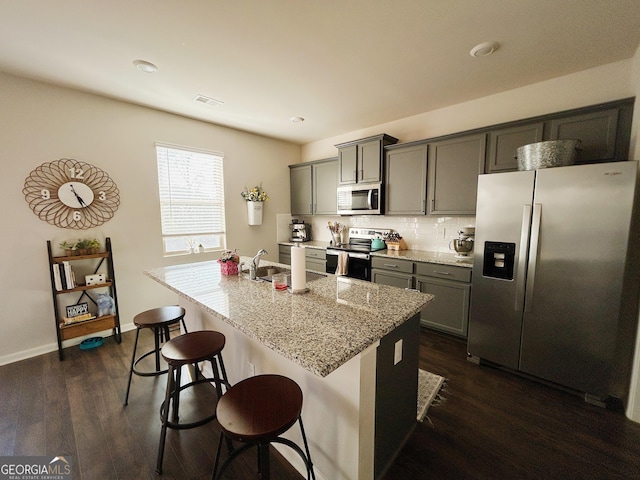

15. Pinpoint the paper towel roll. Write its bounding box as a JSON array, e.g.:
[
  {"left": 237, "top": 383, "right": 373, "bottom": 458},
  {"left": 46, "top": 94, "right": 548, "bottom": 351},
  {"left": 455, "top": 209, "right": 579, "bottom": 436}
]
[{"left": 290, "top": 245, "right": 306, "bottom": 292}]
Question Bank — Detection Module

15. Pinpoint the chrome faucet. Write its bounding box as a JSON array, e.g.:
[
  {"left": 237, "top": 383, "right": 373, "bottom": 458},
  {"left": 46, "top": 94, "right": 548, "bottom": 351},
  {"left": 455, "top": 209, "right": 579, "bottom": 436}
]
[{"left": 249, "top": 249, "right": 268, "bottom": 280}]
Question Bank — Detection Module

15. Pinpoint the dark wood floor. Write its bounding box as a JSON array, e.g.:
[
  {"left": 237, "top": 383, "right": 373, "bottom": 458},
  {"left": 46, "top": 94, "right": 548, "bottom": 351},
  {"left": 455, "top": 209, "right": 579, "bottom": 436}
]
[{"left": 2, "top": 327, "right": 640, "bottom": 479}]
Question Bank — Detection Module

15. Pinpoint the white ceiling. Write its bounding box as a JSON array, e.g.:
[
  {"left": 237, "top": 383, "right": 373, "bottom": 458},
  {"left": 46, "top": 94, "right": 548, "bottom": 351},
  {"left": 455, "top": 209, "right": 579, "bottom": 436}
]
[{"left": 1, "top": 0, "right": 640, "bottom": 145}]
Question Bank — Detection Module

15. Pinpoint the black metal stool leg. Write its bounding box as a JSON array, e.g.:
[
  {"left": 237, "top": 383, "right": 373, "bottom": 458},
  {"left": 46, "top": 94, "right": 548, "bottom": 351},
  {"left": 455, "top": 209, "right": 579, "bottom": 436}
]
[
  {"left": 156, "top": 364, "right": 175, "bottom": 474},
  {"left": 172, "top": 365, "right": 182, "bottom": 424},
  {"left": 258, "top": 442, "right": 270, "bottom": 480},
  {"left": 123, "top": 328, "right": 141, "bottom": 406}
]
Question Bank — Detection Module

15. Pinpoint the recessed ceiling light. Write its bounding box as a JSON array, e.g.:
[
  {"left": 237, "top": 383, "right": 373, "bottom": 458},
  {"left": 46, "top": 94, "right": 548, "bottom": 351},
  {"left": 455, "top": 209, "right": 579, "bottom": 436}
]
[
  {"left": 193, "top": 94, "right": 224, "bottom": 107},
  {"left": 133, "top": 60, "right": 158, "bottom": 73},
  {"left": 469, "top": 42, "right": 499, "bottom": 57},
  {"left": 290, "top": 116, "right": 305, "bottom": 123}
]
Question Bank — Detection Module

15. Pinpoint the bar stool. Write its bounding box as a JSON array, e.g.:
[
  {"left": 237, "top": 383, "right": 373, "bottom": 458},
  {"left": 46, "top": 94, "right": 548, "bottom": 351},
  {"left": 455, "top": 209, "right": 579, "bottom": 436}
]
[
  {"left": 157, "top": 330, "right": 230, "bottom": 474},
  {"left": 124, "top": 306, "right": 187, "bottom": 405},
  {"left": 212, "top": 374, "right": 315, "bottom": 480}
]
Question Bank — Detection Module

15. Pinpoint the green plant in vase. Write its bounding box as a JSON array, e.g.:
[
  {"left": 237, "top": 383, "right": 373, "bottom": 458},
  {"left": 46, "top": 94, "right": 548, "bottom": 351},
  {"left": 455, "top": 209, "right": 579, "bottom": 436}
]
[
  {"left": 88, "top": 238, "right": 101, "bottom": 254},
  {"left": 75, "top": 239, "right": 91, "bottom": 255},
  {"left": 59, "top": 241, "right": 76, "bottom": 256}
]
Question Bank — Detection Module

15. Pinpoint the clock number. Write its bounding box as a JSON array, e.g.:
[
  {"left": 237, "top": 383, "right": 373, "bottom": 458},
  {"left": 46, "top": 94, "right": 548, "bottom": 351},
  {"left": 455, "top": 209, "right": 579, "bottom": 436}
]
[
  {"left": 68, "top": 167, "right": 85, "bottom": 180},
  {"left": 98, "top": 191, "right": 106, "bottom": 201},
  {"left": 73, "top": 211, "right": 82, "bottom": 221},
  {"left": 41, "top": 189, "right": 50, "bottom": 200}
]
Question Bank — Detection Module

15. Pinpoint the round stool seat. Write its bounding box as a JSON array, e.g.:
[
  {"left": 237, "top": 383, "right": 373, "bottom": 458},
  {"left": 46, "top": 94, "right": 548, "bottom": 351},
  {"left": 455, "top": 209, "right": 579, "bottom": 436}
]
[
  {"left": 217, "top": 374, "right": 302, "bottom": 441},
  {"left": 134, "top": 305, "right": 185, "bottom": 328},
  {"left": 162, "top": 330, "right": 226, "bottom": 366},
  {"left": 124, "top": 306, "right": 186, "bottom": 406},
  {"left": 212, "top": 374, "right": 315, "bottom": 479}
]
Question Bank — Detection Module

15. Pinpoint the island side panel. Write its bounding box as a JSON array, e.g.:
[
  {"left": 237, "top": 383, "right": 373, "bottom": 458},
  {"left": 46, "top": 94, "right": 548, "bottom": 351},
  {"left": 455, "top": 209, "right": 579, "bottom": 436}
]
[
  {"left": 180, "top": 297, "right": 378, "bottom": 480},
  {"left": 374, "top": 313, "right": 420, "bottom": 478}
]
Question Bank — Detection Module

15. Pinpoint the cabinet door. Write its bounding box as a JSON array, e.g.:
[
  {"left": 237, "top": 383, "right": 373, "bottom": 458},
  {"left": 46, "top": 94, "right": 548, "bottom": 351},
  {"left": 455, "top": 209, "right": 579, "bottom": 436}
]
[
  {"left": 359, "top": 139, "right": 382, "bottom": 183},
  {"left": 372, "top": 269, "right": 413, "bottom": 289},
  {"left": 290, "top": 164, "right": 312, "bottom": 215},
  {"left": 416, "top": 275, "right": 470, "bottom": 337},
  {"left": 278, "top": 244, "right": 291, "bottom": 265},
  {"left": 385, "top": 143, "right": 428, "bottom": 215},
  {"left": 548, "top": 108, "right": 618, "bottom": 164},
  {"left": 312, "top": 159, "right": 337, "bottom": 215},
  {"left": 487, "top": 122, "right": 544, "bottom": 173},
  {"left": 428, "top": 133, "right": 486, "bottom": 215},
  {"left": 338, "top": 145, "right": 358, "bottom": 184}
]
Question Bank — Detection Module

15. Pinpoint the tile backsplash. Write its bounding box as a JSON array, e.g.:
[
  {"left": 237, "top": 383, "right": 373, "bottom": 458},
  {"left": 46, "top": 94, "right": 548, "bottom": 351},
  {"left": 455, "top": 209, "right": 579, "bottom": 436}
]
[{"left": 278, "top": 213, "right": 475, "bottom": 253}]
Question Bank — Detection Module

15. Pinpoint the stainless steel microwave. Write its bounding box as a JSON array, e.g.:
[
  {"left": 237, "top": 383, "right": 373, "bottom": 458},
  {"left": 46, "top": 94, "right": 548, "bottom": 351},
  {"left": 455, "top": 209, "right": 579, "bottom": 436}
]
[{"left": 337, "top": 182, "right": 382, "bottom": 215}]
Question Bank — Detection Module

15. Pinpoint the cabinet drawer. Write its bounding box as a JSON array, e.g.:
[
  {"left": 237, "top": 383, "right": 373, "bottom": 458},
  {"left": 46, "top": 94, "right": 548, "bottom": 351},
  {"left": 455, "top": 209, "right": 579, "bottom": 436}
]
[
  {"left": 279, "top": 244, "right": 292, "bottom": 255},
  {"left": 372, "top": 269, "right": 414, "bottom": 289},
  {"left": 305, "top": 248, "right": 325, "bottom": 260},
  {"left": 415, "top": 262, "right": 471, "bottom": 282},
  {"left": 371, "top": 256, "right": 413, "bottom": 274}
]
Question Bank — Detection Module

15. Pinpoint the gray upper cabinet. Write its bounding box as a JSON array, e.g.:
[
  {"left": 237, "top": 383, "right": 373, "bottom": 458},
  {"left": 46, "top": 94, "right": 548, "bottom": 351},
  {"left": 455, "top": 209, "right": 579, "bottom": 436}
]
[
  {"left": 289, "top": 158, "right": 337, "bottom": 216},
  {"left": 427, "top": 133, "right": 486, "bottom": 215},
  {"left": 548, "top": 108, "right": 619, "bottom": 164},
  {"left": 385, "top": 142, "right": 428, "bottom": 215},
  {"left": 312, "top": 158, "right": 338, "bottom": 215},
  {"left": 487, "top": 122, "right": 544, "bottom": 173},
  {"left": 336, "top": 134, "right": 398, "bottom": 185},
  {"left": 290, "top": 163, "right": 312, "bottom": 215}
]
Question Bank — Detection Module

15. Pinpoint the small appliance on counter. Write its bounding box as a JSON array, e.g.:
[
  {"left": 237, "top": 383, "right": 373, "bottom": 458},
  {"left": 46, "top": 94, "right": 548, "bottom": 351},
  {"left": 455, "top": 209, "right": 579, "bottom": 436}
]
[
  {"left": 449, "top": 227, "right": 475, "bottom": 257},
  {"left": 290, "top": 220, "right": 311, "bottom": 242}
]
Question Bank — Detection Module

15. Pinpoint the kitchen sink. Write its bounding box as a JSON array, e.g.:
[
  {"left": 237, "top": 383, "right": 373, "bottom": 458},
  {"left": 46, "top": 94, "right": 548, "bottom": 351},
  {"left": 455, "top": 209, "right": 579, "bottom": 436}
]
[{"left": 242, "top": 266, "right": 326, "bottom": 283}]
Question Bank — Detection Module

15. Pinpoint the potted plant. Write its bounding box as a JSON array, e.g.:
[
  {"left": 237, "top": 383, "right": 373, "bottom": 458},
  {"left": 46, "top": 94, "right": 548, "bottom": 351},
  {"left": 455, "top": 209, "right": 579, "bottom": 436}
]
[
  {"left": 76, "top": 239, "right": 91, "bottom": 255},
  {"left": 218, "top": 249, "right": 240, "bottom": 275},
  {"left": 59, "top": 241, "right": 76, "bottom": 256},
  {"left": 88, "top": 238, "right": 101, "bottom": 254},
  {"left": 241, "top": 182, "right": 269, "bottom": 225}
]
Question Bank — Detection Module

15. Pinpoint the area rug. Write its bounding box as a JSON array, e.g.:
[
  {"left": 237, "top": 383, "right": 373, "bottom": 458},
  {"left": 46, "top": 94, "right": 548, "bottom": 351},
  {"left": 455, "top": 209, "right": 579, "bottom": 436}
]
[{"left": 417, "top": 369, "right": 445, "bottom": 422}]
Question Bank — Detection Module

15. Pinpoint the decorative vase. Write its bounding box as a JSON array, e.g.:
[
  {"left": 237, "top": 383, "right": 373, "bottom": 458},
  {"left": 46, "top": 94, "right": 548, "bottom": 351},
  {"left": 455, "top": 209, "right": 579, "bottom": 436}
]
[
  {"left": 247, "top": 201, "right": 263, "bottom": 225},
  {"left": 218, "top": 260, "right": 239, "bottom": 275}
]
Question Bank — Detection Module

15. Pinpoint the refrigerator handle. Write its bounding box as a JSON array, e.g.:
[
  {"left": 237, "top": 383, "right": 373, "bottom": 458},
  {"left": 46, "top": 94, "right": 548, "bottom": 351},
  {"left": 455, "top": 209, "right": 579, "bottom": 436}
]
[
  {"left": 524, "top": 203, "right": 542, "bottom": 313},
  {"left": 515, "top": 204, "right": 532, "bottom": 311}
]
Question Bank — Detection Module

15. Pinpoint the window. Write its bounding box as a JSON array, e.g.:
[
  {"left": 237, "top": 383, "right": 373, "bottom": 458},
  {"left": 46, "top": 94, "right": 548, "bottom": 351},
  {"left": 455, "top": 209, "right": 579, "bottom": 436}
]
[{"left": 156, "top": 143, "right": 226, "bottom": 256}]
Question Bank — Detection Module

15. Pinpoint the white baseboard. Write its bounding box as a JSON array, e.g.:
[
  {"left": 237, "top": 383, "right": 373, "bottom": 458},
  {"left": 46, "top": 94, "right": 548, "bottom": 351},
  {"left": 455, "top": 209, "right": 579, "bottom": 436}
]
[{"left": 0, "top": 322, "right": 136, "bottom": 366}]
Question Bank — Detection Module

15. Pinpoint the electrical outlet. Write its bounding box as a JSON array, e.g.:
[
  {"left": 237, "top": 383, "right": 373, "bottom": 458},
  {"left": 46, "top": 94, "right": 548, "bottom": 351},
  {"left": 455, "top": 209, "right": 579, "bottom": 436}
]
[
  {"left": 248, "top": 362, "right": 255, "bottom": 377},
  {"left": 394, "top": 339, "right": 403, "bottom": 365}
]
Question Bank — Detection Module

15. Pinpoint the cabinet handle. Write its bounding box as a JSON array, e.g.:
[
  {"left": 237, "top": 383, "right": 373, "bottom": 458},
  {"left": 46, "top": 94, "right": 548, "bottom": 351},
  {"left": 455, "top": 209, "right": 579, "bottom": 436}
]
[
  {"left": 359, "top": 169, "right": 364, "bottom": 180},
  {"left": 433, "top": 271, "right": 451, "bottom": 275},
  {"left": 383, "top": 264, "right": 399, "bottom": 268}
]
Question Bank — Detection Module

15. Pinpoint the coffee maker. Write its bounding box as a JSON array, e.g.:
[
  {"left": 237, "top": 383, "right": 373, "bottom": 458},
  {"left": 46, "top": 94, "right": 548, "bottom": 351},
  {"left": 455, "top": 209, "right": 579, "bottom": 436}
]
[{"left": 290, "top": 220, "right": 311, "bottom": 242}]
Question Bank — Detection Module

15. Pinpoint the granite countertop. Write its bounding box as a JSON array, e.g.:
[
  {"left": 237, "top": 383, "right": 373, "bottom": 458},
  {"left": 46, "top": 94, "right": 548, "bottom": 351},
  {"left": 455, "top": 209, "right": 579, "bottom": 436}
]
[
  {"left": 144, "top": 257, "right": 433, "bottom": 378},
  {"left": 279, "top": 241, "right": 473, "bottom": 268},
  {"left": 278, "top": 240, "right": 330, "bottom": 250},
  {"left": 372, "top": 249, "right": 474, "bottom": 268}
]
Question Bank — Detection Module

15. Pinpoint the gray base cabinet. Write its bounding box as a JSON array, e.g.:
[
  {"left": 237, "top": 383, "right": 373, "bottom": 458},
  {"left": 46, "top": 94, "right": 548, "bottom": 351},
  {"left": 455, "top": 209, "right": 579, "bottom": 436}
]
[
  {"left": 305, "top": 248, "right": 326, "bottom": 272},
  {"left": 279, "top": 244, "right": 291, "bottom": 265},
  {"left": 372, "top": 256, "right": 472, "bottom": 338},
  {"left": 415, "top": 263, "right": 471, "bottom": 338}
]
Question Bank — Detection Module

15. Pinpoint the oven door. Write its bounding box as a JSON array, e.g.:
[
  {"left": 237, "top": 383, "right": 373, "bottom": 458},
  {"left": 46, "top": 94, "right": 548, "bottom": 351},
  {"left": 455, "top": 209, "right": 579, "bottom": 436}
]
[{"left": 326, "top": 249, "right": 371, "bottom": 281}]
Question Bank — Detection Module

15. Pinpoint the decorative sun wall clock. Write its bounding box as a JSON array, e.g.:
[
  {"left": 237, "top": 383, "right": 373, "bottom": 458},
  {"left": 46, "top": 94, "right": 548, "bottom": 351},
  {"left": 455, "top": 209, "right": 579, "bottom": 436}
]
[{"left": 23, "top": 158, "right": 120, "bottom": 229}]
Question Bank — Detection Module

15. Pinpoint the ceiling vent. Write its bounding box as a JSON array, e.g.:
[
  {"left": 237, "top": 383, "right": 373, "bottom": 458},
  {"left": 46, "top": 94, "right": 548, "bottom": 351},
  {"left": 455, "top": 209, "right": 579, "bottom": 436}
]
[{"left": 193, "top": 94, "right": 224, "bottom": 107}]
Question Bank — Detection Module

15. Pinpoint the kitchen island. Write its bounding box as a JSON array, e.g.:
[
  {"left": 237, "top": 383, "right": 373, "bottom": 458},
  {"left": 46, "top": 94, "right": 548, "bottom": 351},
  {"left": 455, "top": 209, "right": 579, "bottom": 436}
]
[{"left": 145, "top": 258, "right": 433, "bottom": 480}]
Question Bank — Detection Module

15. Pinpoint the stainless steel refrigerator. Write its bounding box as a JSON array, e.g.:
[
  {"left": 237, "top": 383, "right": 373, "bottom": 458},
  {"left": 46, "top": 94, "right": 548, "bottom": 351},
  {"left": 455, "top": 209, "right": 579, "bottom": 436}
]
[{"left": 468, "top": 161, "right": 640, "bottom": 403}]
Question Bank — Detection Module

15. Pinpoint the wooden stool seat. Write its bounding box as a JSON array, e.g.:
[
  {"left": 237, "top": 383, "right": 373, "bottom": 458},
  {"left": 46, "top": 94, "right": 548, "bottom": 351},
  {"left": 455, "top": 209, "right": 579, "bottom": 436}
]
[
  {"left": 212, "top": 374, "right": 315, "bottom": 480},
  {"left": 124, "top": 306, "right": 186, "bottom": 406},
  {"left": 156, "top": 330, "right": 230, "bottom": 474}
]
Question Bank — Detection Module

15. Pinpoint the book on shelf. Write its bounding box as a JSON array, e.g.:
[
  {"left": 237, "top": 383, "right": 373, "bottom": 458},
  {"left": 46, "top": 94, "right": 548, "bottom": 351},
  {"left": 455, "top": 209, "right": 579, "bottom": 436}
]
[
  {"left": 52, "top": 264, "right": 63, "bottom": 291},
  {"left": 61, "top": 313, "right": 96, "bottom": 326},
  {"left": 63, "top": 261, "right": 75, "bottom": 289}
]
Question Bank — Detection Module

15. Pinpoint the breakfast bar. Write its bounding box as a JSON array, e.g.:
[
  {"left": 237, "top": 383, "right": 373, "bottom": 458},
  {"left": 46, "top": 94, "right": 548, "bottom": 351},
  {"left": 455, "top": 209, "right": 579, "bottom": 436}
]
[{"left": 145, "top": 258, "right": 433, "bottom": 480}]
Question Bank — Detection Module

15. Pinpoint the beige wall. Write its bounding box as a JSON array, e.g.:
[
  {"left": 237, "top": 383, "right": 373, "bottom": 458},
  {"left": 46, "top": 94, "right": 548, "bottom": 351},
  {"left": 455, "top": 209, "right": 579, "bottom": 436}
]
[{"left": 0, "top": 71, "right": 299, "bottom": 364}]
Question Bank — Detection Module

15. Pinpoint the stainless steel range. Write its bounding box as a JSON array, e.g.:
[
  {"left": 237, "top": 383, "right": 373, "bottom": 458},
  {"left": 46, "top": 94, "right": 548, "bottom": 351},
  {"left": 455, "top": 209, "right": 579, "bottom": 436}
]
[{"left": 326, "top": 227, "right": 391, "bottom": 281}]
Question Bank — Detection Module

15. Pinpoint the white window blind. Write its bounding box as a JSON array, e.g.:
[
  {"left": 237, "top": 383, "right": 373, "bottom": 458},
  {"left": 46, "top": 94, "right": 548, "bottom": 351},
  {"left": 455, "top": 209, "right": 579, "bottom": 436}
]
[{"left": 156, "top": 143, "right": 226, "bottom": 255}]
